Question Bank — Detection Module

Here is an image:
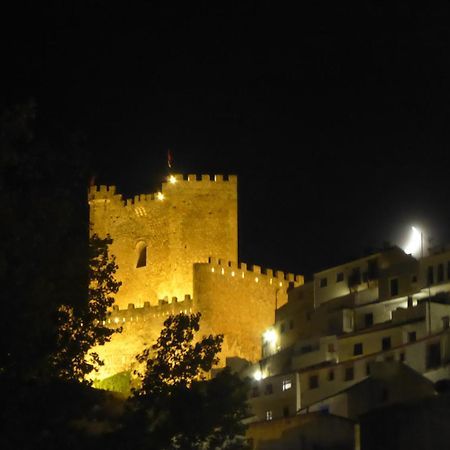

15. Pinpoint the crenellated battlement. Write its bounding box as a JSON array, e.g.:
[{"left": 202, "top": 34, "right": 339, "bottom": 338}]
[
  {"left": 106, "top": 294, "right": 194, "bottom": 326},
  {"left": 89, "top": 173, "right": 237, "bottom": 212},
  {"left": 163, "top": 173, "right": 237, "bottom": 184},
  {"left": 204, "top": 257, "right": 304, "bottom": 287}
]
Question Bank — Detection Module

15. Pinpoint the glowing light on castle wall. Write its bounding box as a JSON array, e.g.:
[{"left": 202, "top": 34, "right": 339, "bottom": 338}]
[
  {"left": 403, "top": 226, "right": 423, "bottom": 257},
  {"left": 263, "top": 328, "right": 277, "bottom": 345},
  {"left": 254, "top": 369, "right": 263, "bottom": 381}
]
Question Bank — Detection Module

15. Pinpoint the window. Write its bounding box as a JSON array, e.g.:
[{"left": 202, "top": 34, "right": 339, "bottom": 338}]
[
  {"left": 411, "top": 275, "right": 418, "bottom": 283},
  {"left": 443, "top": 316, "right": 450, "bottom": 330},
  {"left": 353, "top": 343, "right": 363, "bottom": 356},
  {"left": 366, "top": 362, "right": 371, "bottom": 375},
  {"left": 328, "top": 370, "right": 334, "bottom": 381},
  {"left": 336, "top": 272, "right": 344, "bottom": 282},
  {"left": 301, "top": 344, "right": 313, "bottom": 353},
  {"left": 280, "top": 322, "right": 286, "bottom": 334},
  {"left": 408, "top": 331, "right": 417, "bottom": 343},
  {"left": 282, "top": 379, "right": 292, "bottom": 391},
  {"left": 344, "top": 367, "right": 354, "bottom": 381},
  {"left": 364, "top": 313, "right": 374, "bottom": 327},
  {"left": 399, "top": 352, "right": 405, "bottom": 362},
  {"left": 390, "top": 278, "right": 399, "bottom": 297},
  {"left": 427, "top": 266, "right": 434, "bottom": 285},
  {"left": 283, "top": 406, "right": 290, "bottom": 418},
  {"left": 266, "top": 410, "right": 273, "bottom": 421},
  {"left": 309, "top": 375, "right": 319, "bottom": 389},
  {"left": 362, "top": 271, "right": 368, "bottom": 283},
  {"left": 251, "top": 386, "right": 259, "bottom": 398},
  {"left": 328, "top": 343, "right": 335, "bottom": 353},
  {"left": 136, "top": 242, "right": 147, "bottom": 268},
  {"left": 438, "top": 264, "right": 444, "bottom": 283},
  {"left": 427, "top": 342, "right": 441, "bottom": 369},
  {"left": 264, "top": 383, "right": 273, "bottom": 395},
  {"left": 447, "top": 261, "right": 450, "bottom": 280},
  {"left": 382, "top": 337, "right": 391, "bottom": 351},
  {"left": 320, "top": 277, "right": 327, "bottom": 288}
]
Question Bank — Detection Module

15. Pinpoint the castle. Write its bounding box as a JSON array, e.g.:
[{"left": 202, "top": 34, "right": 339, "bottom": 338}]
[{"left": 88, "top": 173, "right": 303, "bottom": 380}]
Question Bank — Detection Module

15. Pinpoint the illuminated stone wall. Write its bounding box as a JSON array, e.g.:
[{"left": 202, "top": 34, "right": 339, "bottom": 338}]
[
  {"left": 89, "top": 174, "right": 238, "bottom": 308},
  {"left": 91, "top": 296, "right": 195, "bottom": 380},
  {"left": 89, "top": 174, "right": 304, "bottom": 379},
  {"left": 194, "top": 259, "right": 303, "bottom": 363}
]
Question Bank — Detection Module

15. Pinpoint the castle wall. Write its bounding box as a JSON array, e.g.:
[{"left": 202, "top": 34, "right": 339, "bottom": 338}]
[
  {"left": 89, "top": 174, "right": 237, "bottom": 308},
  {"left": 194, "top": 258, "right": 304, "bottom": 363},
  {"left": 91, "top": 296, "right": 195, "bottom": 380},
  {"left": 88, "top": 173, "right": 304, "bottom": 379}
]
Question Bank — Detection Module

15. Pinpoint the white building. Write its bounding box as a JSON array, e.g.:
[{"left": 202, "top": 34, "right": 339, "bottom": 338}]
[{"left": 242, "top": 245, "right": 450, "bottom": 449}]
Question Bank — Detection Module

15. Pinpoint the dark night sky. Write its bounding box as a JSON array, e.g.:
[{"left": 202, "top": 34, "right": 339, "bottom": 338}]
[{"left": 3, "top": 1, "right": 450, "bottom": 279}]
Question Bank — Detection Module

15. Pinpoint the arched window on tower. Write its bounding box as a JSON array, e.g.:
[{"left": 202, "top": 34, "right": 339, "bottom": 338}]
[{"left": 136, "top": 241, "right": 147, "bottom": 268}]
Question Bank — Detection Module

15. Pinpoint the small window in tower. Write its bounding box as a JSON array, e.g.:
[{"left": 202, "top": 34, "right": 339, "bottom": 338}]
[{"left": 136, "top": 242, "right": 147, "bottom": 268}]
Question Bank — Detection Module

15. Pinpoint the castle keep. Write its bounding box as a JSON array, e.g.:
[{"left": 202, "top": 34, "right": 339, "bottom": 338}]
[{"left": 89, "top": 174, "right": 304, "bottom": 379}]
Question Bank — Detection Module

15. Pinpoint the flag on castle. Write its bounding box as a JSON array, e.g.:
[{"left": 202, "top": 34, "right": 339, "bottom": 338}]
[{"left": 167, "top": 148, "right": 173, "bottom": 168}]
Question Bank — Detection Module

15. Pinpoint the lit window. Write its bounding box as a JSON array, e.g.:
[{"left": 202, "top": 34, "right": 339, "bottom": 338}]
[
  {"left": 114, "top": 317, "right": 119, "bottom": 324},
  {"left": 231, "top": 271, "right": 235, "bottom": 277},
  {"left": 168, "top": 175, "right": 177, "bottom": 184},
  {"left": 255, "top": 277, "right": 259, "bottom": 283},
  {"left": 211, "top": 267, "right": 215, "bottom": 273},
  {"left": 221, "top": 268, "right": 225, "bottom": 275},
  {"left": 266, "top": 410, "right": 273, "bottom": 421},
  {"left": 156, "top": 192, "right": 164, "bottom": 200},
  {"left": 279, "top": 281, "right": 282, "bottom": 287},
  {"left": 282, "top": 379, "right": 292, "bottom": 391}
]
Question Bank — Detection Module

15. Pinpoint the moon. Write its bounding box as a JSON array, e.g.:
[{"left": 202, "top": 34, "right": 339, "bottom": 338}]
[{"left": 404, "top": 226, "right": 422, "bottom": 256}]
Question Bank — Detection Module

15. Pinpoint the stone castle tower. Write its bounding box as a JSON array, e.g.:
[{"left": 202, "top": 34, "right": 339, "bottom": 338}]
[{"left": 89, "top": 174, "right": 303, "bottom": 380}]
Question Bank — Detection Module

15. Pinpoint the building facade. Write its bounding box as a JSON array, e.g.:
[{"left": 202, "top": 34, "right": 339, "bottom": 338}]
[{"left": 243, "top": 246, "right": 450, "bottom": 449}]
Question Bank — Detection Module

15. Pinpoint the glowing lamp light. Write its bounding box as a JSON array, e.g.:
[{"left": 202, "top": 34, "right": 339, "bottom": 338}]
[
  {"left": 263, "top": 328, "right": 277, "bottom": 345},
  {"left": 156, "top": 192, "right": 165, "bottom": 201},
  {"left": 404, "top": 226, "right": 423, "bottom": 257},
  {"left": 254, "top": 370, "right": 263, "bottom": 381},
  {"left": 168, "top": 175, "right": 177, "bottom": 184}
]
